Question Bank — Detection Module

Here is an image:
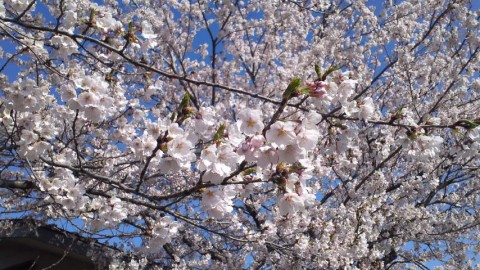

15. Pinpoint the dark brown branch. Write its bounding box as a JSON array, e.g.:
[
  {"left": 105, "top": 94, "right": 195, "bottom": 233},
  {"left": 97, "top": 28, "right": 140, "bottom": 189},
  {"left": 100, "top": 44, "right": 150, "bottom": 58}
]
[{"left": 0, "top": 179, "right": 34, "bottom": 189}]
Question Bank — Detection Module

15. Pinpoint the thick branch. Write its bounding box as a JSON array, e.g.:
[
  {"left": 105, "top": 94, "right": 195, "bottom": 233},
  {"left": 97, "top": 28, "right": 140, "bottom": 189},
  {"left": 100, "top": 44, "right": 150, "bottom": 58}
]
[{"left": 0, "top": 179, "right": 34, "bottom": 189}]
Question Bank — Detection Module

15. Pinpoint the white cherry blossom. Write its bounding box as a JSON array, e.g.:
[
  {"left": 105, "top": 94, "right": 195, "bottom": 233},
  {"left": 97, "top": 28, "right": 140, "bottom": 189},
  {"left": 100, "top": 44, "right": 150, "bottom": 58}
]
[
  {"left": 277, "top": 192, "right": 305, "bottom": 216},
  {"left": 238, "top": 109, "right": 264, "bottom": 136},
  {"left": 0, "top": 1, "right": 478, "bottom": 269},
  {"left": 265, "top": 121, "right": 296, "bottom": 147}
]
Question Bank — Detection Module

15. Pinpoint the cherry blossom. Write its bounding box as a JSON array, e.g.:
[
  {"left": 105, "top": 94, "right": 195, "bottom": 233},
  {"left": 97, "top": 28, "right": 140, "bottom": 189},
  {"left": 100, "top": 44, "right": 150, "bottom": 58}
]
[
  {"left": 265, "top": 121, "right": 297, "bottom": 147},
  {"left": 141, "top": 21, "right": 157, "bottom": 39},
  {"left": 238, "top": 109, "right": 265, "bottom": 136},
  {"left": 200, "top": 187, "right": 235, "bottom": 219},
  {"left": 277, "top": 192, "right": 305, "bottom": 216},
  {"left": 0, "top": 0, "right": 478, "bottom": 269}
]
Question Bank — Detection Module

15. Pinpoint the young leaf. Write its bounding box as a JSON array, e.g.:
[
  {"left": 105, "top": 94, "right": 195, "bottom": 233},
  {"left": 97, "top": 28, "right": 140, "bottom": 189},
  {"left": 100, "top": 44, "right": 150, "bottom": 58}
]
[
  {"left": 321, "top": 65, "right": 339, "bottom": 81},
  {"left": 315, "top": 64, "right": 322, "bottom": 80},
  {"left": 282, "top": 77, "right": 302, "bottom": 99},
  {"left": 213, "top": 123, "right": 227, "bottom": 144},
  {"left": 179, "top": 93, "right": 190, "bottom": 110}
]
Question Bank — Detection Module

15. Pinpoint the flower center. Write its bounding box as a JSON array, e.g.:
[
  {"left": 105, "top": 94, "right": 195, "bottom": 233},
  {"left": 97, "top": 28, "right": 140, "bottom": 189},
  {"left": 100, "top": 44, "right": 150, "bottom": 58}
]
[{"left": 246, "top": 119, "right": 256, "bottom": 127}]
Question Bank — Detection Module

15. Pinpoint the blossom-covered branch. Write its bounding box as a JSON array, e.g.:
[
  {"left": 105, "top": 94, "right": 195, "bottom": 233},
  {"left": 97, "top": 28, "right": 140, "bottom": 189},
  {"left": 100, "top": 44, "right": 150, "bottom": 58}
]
[{"left": 0, "top": 0, "right": 479, "bottom": 269}]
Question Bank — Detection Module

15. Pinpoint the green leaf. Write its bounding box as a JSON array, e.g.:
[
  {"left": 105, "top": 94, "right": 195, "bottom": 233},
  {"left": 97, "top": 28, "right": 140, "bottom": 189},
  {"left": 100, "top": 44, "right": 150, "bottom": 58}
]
[
  {"left": 126, "top": 21, "right": 136, "bottom": 43},
  {"left": 242, "top": 167, "right": 257, "bottom": 176},
  {"left": 451, "top": 128, "right": 460, "bottom": 134},
  {"left": 213, "top": 123, "right": 227, "bottom": 144},
  {"left": 290, "top": 162, "right": 306, "bottom": 173},
  {"left": 282, "top": 77, "right": 302, "bottom": 99},
  {"left": 179, "top": 93, "right": 190, "bottom": 110},
  {"left": 170, "top": 112, "right": 177, "bottom": 122},
  {"left": 321, "top": 65, "right": 339, "bottom": 81},
  {"left": 457, "top": 119, "right": 480, "bottom": 129},
  {"left": 160, "top": 143, "right": 168, "bottom": 153},
  {"left": 314, "top": 64, "right": 322, "bottom": 80},
  {"left": 298, "top": 85, "right": 312, "bottom": 95}
]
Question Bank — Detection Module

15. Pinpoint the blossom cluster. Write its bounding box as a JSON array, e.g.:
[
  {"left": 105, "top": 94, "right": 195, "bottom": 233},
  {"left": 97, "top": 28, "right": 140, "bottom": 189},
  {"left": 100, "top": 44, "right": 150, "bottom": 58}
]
[{"left": 0, "top": 0, "right": 479, "bottom": 269}]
